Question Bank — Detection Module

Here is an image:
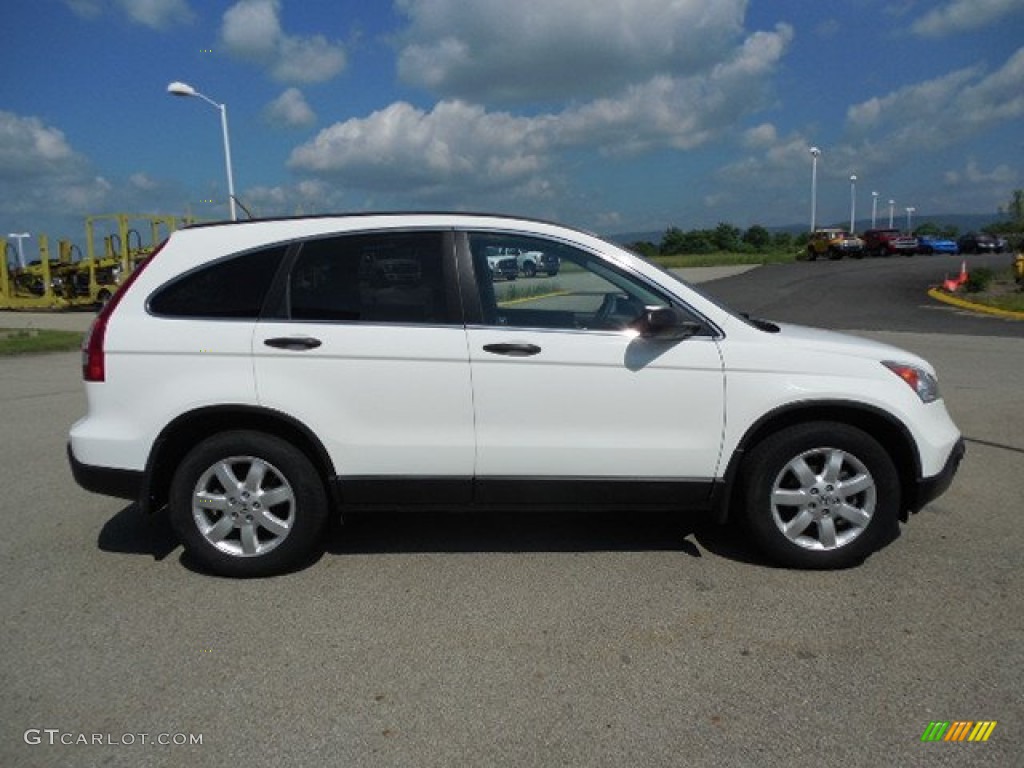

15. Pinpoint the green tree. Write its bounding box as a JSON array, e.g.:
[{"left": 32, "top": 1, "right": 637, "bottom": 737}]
[
  {"left": 742, "top": 224, "right": 772, "bottom": 252},
  {"left": 772, "top": 231, "right": 794, "bottom": 251},
  {"left": 628, "top": 241, "right": 658, "bottom": 259},
  {"left": 660, "top": 226, "right": 686, "bottom": 255},
  {"left": 1005, "top": 189, "right": 1024, "bottom": 226},
  {"left": 712, "top": 222, "right": 742, "bottom": 252},
  {"left": 679, "top": 230, "right": 716, "bottom": 254}
]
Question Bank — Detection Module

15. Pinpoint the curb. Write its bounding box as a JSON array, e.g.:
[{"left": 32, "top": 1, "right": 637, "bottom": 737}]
[{"left": 927, "top": 287, "right": 1024, "bottom": 320}]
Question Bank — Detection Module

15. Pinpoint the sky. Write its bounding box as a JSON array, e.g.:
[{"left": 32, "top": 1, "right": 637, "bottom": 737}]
[{"left": 1, "top": 0, "right": 1023, "bottom": 249}]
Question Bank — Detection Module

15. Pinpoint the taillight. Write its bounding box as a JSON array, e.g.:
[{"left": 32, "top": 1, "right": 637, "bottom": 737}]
[{"left": 82, "top": 241, "right": 166, "bottom": 382}]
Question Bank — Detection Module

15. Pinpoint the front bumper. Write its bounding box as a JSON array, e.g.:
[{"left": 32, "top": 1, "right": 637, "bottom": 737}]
[{"left": 909, "top": 437, "right": 965, "bottom": 513}]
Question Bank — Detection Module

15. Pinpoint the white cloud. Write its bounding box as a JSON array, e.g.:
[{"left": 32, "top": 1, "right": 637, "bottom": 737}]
[
  {"left": 289, "top": 101, "right": 551, "bottom": 192},
  {"left": 63, "top": 0, "right": 194, "bottom": 28},
  {"left": 241, "top": 180, "right": 339, "bottom": 217},
  {"left": 912, "top": 0, "right": 1023, "bottom": 38},
  {"left": 264, "top": 88, "right": 316, "bottom": 128},
  {"left": 0, "top": 112, "right": 153, "bottom": 228},
  {"left": 945, "top": 159, "right": 1018, "bottom": 186},
  {"left": 129, "top": 172, "right": 160, "bottom": 191},
  {"left": 743, "top": 123, "right": 778, "bottom": 148},
  {"left": 0, "top": 111, "right": 80, "bottom": 177},
  {"left": 844, "top": 47, "right": 1024, "bottom": 156},
  {"left": 289, "top": 22, "right": 792, "bottom": 201},
  {"left": 221, "top": 0, "right": 346, "bottom": 84},
  {"left": 64, "top": 0, "right": 102, "bottom": 18},
  {"left": 395, "top": 0, "right": 748, "bottom": 103},
  {"left": 116, "top": 0, "right": 193, "bottom": 28}
]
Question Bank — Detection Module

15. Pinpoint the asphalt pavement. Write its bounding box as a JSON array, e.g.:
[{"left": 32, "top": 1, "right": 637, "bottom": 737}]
[{"left": 1, "top": 258, "right": 1021, "bottom": 768}]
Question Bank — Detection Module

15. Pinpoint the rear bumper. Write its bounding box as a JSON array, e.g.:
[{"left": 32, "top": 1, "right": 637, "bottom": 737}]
[
  {"left": 909, "top": 437, "right": 965, "bottom": 513},
  {"left": 67, "top": 442, "right": 143, "bottom": 501}
]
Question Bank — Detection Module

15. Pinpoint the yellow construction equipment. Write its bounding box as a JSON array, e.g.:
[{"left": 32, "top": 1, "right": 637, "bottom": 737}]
[
  {"left": 2, "top": 214, "right": 190, "bottom": 310},
  {"left": 1, "top": 234, "right": 71, "bottom": 310}
]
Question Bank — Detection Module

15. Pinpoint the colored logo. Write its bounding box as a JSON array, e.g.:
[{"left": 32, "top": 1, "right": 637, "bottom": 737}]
[{"left": 921, "top": 721, "right": 997, "bottom": 742}]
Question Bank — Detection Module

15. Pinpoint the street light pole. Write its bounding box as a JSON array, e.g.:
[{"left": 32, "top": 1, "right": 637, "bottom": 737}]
[
  {"left": 888, "top": 200, "right": 895, "bottom": 229},
  {"left": 871, "top": 191, "right": 879, "bottom": 229},
  {"left": 905, "top": 207, "right": 916, "bottom": 233},
  {"left": 7, "top": 232, "right": 30, "bottom": 268},
  {"left": 849, "top": 174, "right": 857, "bottom": 234},
  {"left": 167, "top": 81, "right": 238, "bottom": 221},
  {"left": 809, "top": 147, "right": 821, "bottom": 232}
]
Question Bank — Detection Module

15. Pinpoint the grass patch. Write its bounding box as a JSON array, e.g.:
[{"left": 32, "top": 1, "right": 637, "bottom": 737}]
[
  {"left": 964, "top": 292, "right": 1024, "bottom": 313},
  {"left": 650, "top": 251, "right": 797, "bottom": 269},
  {"left": 496, "top": 280, "right": 565, "bottom": 305},
  {"left": 951, "top": 268, "right": 1024, "bottom": 315},
  {"left": 0, "top": 328, "right": 83, "bottom": 356}
]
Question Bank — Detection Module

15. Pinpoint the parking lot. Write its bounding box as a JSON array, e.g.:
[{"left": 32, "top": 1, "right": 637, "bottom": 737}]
[{"left": 1, "top": 269, "right": 1021, "bottom": 767}]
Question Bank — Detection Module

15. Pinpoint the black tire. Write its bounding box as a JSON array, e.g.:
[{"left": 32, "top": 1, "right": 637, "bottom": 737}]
[
  {"left": 169, "top": 431, "right": 329, "bottom": 577},
  {"left": 740, "top": 422, "right": 899, "bottom": 569},
  {"left": 546, "top": 268, "right": 559, "bottom": 277},
  {"left": 806, "top": 248, "right": 818, "bottom": 261},
  {"left": 523, "top": 261, "right": 537, "bottom": 278}
]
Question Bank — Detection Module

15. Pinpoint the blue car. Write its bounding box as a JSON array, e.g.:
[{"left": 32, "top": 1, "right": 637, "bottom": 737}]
[{"left": 916, "top": 235, "right": 959, "bottom": 255}]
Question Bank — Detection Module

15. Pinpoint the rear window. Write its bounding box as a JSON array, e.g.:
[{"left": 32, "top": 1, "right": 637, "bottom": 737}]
[
  {"left": 149, "top": 245, "right": 286, "bottom": 318},
  {"left": 287, "top": 232, "right": 453, "bottom": 325}
]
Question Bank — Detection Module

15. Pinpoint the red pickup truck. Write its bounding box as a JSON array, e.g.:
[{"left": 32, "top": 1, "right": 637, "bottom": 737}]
[{"left": 862, "top": 228, "right": 918, "bottom": 257}]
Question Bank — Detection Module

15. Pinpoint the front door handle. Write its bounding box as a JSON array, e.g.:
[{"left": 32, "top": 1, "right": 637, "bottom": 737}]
[
  {"left": 482, "top": 343, "right": 541, "bottom": 357},
  {"left": 264, "top": 336, "right": 322, "bottom": 351}
]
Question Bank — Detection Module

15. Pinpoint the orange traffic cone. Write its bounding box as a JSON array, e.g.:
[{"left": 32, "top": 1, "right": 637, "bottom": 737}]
[
  {"left": 943, "top": 276, "right": 960, "bottom": 292},
  {"left": 957, "top": 260, "right": 968, "bottom": 285}
]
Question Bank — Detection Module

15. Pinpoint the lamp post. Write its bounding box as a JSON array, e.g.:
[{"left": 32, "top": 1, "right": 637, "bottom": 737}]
[
  {"left": 905, "top": 207, "right": 916, "bottom": 233},
  {"left": 167, "top": 81, "right": 238, "bottom": 221},
  {"left": 849, "top": 174, "right": 857, "bottom": 234},
  {"left": 809, "top": 147, "right": 821, "bottom": 232},
  {"left": 888, "top": 199, "right": 895, "bottom": 228},
  {"left": 871, "top": 191, "right": 879, "bottom": 229},
  {"left": 7, "top": 232, "right": 30, "bottom": 268}
]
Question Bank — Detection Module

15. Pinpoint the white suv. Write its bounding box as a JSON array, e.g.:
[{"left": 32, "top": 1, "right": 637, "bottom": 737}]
[{"left": 68, "top": 214, "right": 964, "bottom": 576}]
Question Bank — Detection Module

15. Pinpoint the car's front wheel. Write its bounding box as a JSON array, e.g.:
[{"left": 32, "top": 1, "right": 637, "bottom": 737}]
[
  {"left": 741, "top": 422, "right": 899, "bottom": 569},
  {"left": 169, "top": 431, "right": 329, "bottom": 577}
]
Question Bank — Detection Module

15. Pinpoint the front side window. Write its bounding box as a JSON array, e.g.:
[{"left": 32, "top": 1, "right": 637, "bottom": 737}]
[
  {"left": 468, "top": 233, "right": 677, "bottom": 331},
  {"left": 288, "top": 232, "right": 453, "bottom": 325}
]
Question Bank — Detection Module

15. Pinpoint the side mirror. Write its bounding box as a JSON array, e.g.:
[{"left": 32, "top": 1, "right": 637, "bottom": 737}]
[{"left": 636, "top": 306, "right": 703, "bottom": 340}]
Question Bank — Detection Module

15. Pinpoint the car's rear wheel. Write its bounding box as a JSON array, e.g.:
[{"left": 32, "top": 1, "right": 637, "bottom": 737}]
[
  {"left": 741, "top": 422, "right": 899, "bottom": 569},
  {"left": 169, "top": 431, "right": 328, "bottom": 577}
]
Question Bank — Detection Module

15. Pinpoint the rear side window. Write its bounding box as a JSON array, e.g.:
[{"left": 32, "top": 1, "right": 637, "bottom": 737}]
[
  {"left": 149, "top": 245, "right": 286, "bottom": 318},
  {"left": 289, "top": 232, "right": 453, "bottom": 325}
]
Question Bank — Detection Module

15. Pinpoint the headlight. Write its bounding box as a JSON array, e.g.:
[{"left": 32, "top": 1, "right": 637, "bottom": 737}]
[{"left": 882, "top": 361, "right": 940, "bottom": 403}]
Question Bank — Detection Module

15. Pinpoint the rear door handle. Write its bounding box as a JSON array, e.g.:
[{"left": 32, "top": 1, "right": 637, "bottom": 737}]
[
  {"left": 482, "top": 343, "right": 541, "bottom": 357},
  {"left": 264, "top": 336, "right": 322, "bottom": 351}
]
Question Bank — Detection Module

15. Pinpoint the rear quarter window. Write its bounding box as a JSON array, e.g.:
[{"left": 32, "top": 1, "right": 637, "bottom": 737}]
[{"left": 148, "top": 245, "right": 287, "bottom": 318}]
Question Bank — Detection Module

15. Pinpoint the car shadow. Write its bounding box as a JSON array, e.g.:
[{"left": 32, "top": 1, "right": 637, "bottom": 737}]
[
  {"left": 97, "top": 502, "right": 179, "bottom": 561},
  {"left": 324, "top": 508, "right": 766, "bottom": 562},
  {"left": 97, "top": 504, "right": 776, "bottom": 573}
]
